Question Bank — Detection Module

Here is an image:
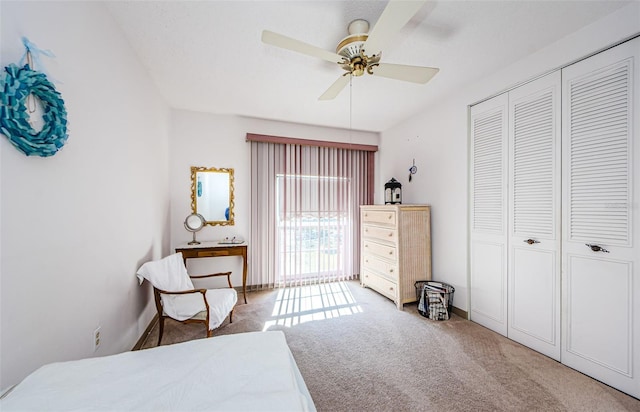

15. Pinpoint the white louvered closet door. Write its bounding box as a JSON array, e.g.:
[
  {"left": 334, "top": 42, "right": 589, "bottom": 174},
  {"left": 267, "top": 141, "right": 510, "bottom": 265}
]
[
  {"left": 470, "top": 93, "right": 509, "bottom": 336},
  {"left": 561, "top": 37, "right": 640, "bottom": 398},
  {"left": 508, "top": 72, "right": 561, "bottom": 360}
]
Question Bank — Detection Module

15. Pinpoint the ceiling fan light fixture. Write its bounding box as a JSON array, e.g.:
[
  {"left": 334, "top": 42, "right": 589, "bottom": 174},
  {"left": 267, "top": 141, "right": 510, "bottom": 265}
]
[
  {"left": 351, "top": 56, "right": 365, "bottom": 77},
  {"left": 348, "top": 19, "right": 369, "bottom": 35}
]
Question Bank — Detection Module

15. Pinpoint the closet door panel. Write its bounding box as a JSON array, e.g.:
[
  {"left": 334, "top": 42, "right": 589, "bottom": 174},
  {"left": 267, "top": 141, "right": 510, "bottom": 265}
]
[
  {"left": 470, "top": 242, "right": 506, "bottom": 323},
  {"left": 565, "top": 255, "right": 632, "bottom": 375},
  {"left": 470, "top": 93, "right": 508, "bottom": 336},
  {"left": 508, "top": 72, "right": 561, "bottom": 360},
  {"left": 510, "top": 248, "right": 558, "bottom": 349},
  {"left": 561, "top": 37, "right": 639, "bottom": 398}
]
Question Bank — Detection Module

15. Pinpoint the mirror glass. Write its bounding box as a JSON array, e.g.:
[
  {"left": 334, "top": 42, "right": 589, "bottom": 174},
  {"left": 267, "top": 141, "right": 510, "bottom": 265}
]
[
  {"left": 190, "top": 166, "right": 235, "bottom": 226},
  {"left": 184, "top": 213, "right": 205, "bottom": 232}
]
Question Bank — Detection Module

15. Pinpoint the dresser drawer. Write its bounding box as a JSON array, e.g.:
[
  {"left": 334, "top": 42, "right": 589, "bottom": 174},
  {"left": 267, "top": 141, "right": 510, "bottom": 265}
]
[
  {"left": 363, "top": 240, "right": 397, "bottom": 261},
  {"left": 362, "top": 253, "right": 398, "bottom": 280},
  {"left": 362, "top": 209, "right": 396, "bottom": 227},
  {"left": 362, "top": 269, "right": 397, "bottom": 301},
  {"left": 362, "top": 224, "right": 397, "bottom": 243}
]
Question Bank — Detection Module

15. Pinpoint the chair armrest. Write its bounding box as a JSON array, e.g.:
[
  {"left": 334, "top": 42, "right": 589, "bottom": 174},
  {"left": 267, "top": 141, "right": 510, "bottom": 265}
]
[
  {"left": 155, "top": 288, "right": 207, "bottom": 296},
  {"left": 154, "top": 288, "right": 210, "bottom": 316},
  {"left": 189, "top": 272, "right": 234, "bottom": 288}
]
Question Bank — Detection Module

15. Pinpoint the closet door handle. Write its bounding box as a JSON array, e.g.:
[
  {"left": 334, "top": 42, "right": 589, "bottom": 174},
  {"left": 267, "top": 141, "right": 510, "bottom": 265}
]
[
  {"left": 524, "top": 239, "right": 540, "bottom": 245},
  {"left": 586, "top": 243, "right": 609, "bottom": 253}
]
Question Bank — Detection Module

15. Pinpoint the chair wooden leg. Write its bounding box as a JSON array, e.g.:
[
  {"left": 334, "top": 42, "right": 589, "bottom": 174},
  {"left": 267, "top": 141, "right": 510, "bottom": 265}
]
[
  {"left": 229, "top": 309, "right": 234, "bottom": 323},
  {"left": 157, "top": 317, "right": 165, "bottom": 346},
  {"left": 207, "top": 329, "right": 213, "bottom": 338}
]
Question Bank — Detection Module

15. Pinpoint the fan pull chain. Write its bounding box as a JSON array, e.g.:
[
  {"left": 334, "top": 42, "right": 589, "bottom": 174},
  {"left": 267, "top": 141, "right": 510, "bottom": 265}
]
[{"left": 349, "top": 74, "right": 353, "bottom": 146}]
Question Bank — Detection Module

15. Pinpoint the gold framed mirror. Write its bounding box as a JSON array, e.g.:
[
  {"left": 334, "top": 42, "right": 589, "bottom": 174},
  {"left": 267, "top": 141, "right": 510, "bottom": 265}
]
[{"left": 190, "top": 166, "right": 235, "bottom": 226}]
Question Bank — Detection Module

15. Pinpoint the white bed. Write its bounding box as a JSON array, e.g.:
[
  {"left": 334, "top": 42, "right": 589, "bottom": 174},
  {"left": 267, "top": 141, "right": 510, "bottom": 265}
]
[{"left": 1, "top": 331, "right": 316, "bottom": 411}]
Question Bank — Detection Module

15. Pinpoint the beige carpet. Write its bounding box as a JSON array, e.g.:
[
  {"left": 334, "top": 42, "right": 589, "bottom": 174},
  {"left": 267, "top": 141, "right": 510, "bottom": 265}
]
[{"left": 140, "top": 281, "right": 640, "bottom": 411}]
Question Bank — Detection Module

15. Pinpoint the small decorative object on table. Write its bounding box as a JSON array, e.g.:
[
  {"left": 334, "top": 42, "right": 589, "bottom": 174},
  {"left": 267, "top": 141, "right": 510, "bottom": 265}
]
[
  {"left": 219, "top": 236, "right": 244, "bottom": 244},
  {"left": 184, "top": 213, "right": 206, "bottom": 245},
  {"left": 384, "top": 177, "right": 402, "bottom": 204}
]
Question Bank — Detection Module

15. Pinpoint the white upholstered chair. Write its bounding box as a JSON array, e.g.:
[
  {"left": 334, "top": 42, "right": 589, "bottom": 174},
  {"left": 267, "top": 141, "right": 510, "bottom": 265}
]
[{"left": 137, "top": 252, "right": 237, "bottom": 345}]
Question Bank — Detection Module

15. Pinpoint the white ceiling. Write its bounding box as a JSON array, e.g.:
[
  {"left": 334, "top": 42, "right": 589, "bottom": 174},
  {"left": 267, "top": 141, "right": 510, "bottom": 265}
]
[{"left": 105, "top": 0, "right": 631, "bottom": 133}]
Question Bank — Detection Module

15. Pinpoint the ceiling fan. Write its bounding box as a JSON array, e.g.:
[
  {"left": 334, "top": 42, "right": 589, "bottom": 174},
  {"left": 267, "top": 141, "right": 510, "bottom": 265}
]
[{"left": 261, "top": 0, "right": 439, "bottom": 101}]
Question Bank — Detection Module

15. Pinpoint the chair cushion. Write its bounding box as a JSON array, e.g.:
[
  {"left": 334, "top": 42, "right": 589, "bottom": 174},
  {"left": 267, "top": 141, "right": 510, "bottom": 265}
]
[
  {"left": 161, "top": 289, "right": 237, "bottom": 329},
  {"left": 136, "top": 252, "right": 194, "bottom": 292},
  {"left": 161, "top": 293, "right": 207, "bottom": 322}
]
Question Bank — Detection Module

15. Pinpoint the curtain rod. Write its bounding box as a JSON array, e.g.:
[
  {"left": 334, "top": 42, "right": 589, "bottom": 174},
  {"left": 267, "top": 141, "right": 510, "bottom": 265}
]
[{"left": 246, "top": 133, "right": 378, "bottom": 152}]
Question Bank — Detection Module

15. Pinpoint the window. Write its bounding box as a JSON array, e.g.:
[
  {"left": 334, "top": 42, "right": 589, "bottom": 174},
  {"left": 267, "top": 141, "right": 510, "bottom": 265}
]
[
  {"left": 249, "top": 135, "right": 376, "bottom": 288},
  {"left": 277, "top": 174, "right": 351, "bottom": 282}
]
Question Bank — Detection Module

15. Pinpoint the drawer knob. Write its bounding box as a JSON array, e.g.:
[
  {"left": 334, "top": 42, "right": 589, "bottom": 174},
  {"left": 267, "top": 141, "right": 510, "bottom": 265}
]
[
  {"left": 389, "top": 269, "right": 394, "bottom": 273},
  {"left": 388, "top": 233, "right": 393, "bottom": 237},
  {"left": 389, "top": 287, "right": 394, "bottom": 291},
  {"left": 388, "top": 251, "right": 393, "bottom": 255},
  {"left": 388, "top": 215, "right": 392, "bottom": 219}
]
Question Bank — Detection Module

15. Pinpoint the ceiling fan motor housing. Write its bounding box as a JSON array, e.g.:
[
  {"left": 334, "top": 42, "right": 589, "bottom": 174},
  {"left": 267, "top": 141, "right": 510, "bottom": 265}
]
[{"left": 336, "top": 19, "right": 380, "bottom": 76}]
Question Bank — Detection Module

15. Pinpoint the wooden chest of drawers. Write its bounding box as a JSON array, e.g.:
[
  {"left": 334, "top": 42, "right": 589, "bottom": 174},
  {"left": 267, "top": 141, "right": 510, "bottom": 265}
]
[{"left": 360, "top": 204, "right": 432, "bottom": 309}]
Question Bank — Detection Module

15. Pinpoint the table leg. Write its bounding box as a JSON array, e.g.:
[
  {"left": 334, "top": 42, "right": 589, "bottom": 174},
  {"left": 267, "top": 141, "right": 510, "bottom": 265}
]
[{"left": 242, "top": 249, "right": 248, "bottom": 304}]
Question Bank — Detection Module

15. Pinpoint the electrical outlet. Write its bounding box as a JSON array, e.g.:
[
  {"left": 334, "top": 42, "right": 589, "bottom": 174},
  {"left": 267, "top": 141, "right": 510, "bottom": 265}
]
[{"left": 93, "top": 326, "right": 101, "bottom": 351}]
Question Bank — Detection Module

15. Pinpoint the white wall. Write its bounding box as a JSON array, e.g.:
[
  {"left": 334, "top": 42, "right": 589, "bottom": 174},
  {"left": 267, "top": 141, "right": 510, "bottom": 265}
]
[
  {"left": 0, "top": 2, "right": 170, "bottom": 389},
  {"left": 169, "top": 110, "right": 379, "bottom": 287},
  {"left": 4, "top": 0, "right": 633, "bottom": 392},
  {"left": 379, "top": 3, "right": 640, "bottom": 312}
]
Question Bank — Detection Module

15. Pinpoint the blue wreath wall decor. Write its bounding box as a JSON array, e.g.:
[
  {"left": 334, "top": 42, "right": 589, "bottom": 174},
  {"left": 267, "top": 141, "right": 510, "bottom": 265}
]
[{"left": 0, "top": 63, "right": 68, "bottom": 157}]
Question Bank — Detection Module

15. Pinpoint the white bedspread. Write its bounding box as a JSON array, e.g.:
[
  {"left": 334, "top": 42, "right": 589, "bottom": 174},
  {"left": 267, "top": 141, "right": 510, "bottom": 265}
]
[{"left": 1, "top": 331, "right": 316, "bottom": 411}]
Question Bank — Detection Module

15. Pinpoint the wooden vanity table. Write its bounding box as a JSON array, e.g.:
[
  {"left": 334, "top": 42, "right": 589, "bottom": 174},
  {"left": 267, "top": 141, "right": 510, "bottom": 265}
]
[{"left": 175, "top": 241, "right": 248, "bottom": 304}]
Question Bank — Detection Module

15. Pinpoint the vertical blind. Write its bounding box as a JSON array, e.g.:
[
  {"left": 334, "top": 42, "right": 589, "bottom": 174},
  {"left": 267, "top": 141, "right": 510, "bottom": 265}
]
[{"left": 250, "top": 138, "right": 375, "bottom": 289}]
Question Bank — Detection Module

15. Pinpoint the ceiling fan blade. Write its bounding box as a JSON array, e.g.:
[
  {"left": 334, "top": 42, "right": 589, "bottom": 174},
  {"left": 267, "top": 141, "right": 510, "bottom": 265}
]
[
  {"left": 370, "top": 63, "right": 439, "bottom": 84},
  {"left": 319, "top": 74, "right": 351, "bottom": 100},
  {"left": 262, "top": 30, "right": 344, "bottom": 64},
  {"left": 363, "top": 0, "right": 428, "bottom": 56}
]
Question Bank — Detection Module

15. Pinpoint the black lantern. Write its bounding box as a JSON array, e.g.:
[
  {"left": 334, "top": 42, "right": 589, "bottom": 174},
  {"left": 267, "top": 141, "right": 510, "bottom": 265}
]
[{"left": 384, "top": 178, "right": 402, "bottom": 204}]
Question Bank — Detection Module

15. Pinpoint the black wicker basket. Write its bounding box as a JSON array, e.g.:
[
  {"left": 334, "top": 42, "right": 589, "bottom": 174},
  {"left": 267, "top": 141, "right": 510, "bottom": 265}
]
[{"left": 415, "top": 281, "right": 455, "bottom": 320}]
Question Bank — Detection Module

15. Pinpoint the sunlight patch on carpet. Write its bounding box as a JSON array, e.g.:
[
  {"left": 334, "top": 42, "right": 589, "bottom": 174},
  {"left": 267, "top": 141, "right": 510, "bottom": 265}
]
[{"left": 263, "top": 282, "right": 362, "bottom": 330}]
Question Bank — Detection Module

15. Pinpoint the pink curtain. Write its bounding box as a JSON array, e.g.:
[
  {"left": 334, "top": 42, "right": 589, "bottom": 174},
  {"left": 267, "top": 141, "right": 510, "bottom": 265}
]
[{"left": 250, "top": 140, "right": 374, "bottom": 289}]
